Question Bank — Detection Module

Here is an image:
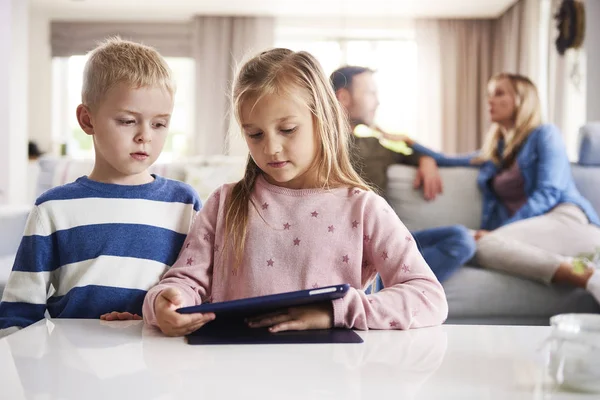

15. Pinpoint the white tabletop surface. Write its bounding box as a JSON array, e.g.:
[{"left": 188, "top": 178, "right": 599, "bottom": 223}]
[{"left": 0, "top": 320, "right": 596, "bottom": 400}]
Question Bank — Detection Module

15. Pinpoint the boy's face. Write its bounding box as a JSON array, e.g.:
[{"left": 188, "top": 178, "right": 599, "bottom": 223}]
[
  {"left": 241, "top": 87, "right": 319, "bottom": 190},
  {"left": 77, "top": 83, "right": 173, "bottom": 185}
]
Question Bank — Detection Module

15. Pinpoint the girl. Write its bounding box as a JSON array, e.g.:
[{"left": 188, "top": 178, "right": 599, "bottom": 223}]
[
  {"left": 142, "top": 48, "right": 448, "bottom": 336},
  {"left": 402, "top": 73, "right": 600, "bottom": 304}
]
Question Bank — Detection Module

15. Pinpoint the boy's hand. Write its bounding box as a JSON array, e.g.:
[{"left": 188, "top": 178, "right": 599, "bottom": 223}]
[
  {"left": 246, "top": 302, "right": 333, "bottom": 333},
  {"left": 155, "top": 287, "right": 215, "bottom": 337},
  {"left": 100, "top": 312, "right": 142, "bottom": 321}
]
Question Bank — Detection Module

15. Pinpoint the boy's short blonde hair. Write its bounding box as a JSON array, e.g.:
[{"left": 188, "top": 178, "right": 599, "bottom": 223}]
[{"left": 82, "top": 37, "right": 175, "bottom": 111}]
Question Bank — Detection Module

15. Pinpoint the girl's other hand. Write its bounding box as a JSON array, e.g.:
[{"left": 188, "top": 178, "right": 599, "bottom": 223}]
[{"left": 246, "top": 302, "right": 333, "bottom": 333}]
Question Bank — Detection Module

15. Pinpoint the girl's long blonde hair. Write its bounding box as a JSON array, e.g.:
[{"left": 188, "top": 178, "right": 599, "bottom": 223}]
[
  {"left": 225, "top": 48, "right": 370, "bottom": 268},
  {"left": 473, "top": 73, "right": 542, "bottom": 166}
]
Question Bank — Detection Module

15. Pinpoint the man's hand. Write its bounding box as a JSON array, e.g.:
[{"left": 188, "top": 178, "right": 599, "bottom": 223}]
[{"left": 414, "top": 156, "right": 443, "bottom": 201}]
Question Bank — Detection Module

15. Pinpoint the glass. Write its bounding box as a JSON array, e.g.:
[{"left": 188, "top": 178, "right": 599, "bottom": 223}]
[{"left": 547, "top": 313, "right": 600, "bottom": 393}]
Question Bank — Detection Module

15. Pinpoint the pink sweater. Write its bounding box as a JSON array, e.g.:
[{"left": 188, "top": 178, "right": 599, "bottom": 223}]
[{"left": 143, "top": 175, "right": 448, "bottom": 330}]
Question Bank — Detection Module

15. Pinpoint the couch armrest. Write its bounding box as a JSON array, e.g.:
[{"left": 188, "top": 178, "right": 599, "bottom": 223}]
[{"left": 0, "top": 205, "right": 31, "bottom": 257}]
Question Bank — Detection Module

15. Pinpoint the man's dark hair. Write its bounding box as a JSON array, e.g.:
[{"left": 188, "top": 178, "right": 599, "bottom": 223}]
[{"left": 330, "top": 66, "right": 375, "bottom": 93}]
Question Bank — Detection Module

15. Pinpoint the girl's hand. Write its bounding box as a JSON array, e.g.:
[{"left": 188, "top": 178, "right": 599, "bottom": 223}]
[
  {"left": 474, "top": 230, "right": 490, "bottom": 241},
  {"left": 154, "top": 287, "right": 216, "bottom": 337},
  {"left": 246, "top": 302, "right": 333, "bottom": 333},
  {"left": 100, "top": 311, "right": 142, "bottom": 321}
]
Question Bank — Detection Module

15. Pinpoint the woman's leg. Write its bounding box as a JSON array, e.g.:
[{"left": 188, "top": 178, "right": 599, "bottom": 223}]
[{"left": 474, "top": 204, "right": 600, "bottom": 287}]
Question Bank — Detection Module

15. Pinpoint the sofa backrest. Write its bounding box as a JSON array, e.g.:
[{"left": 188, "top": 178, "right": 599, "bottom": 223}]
[
  {"left": 33, "top": 155, "right": 246, "bottom": 204},
  {"left": 387, "top": 164, "right": 600, "bottom": 232},
  {"left": 387, "top": 165, "right": 481, "bottom": 231}
]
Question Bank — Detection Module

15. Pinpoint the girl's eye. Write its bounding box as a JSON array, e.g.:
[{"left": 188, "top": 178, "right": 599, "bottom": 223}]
[
  {"left": 248, "top": 132, "right": 263, "bottom": 139},
  {"left": 281, "top": 127, "right": 297, "bottom": 134}
]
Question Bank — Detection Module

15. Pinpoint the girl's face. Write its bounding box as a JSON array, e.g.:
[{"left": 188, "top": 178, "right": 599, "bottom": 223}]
[
  {"left": 241, "top": 87, "right": 319, "bottom": 189},
  {"left": 487, "top": 78, "right": 517, "bottom": 127}
]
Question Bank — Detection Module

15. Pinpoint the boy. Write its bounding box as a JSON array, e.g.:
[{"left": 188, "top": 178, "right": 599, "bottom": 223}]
[{"left": 0, "top": 38, "right": 200, "bottom": 337}]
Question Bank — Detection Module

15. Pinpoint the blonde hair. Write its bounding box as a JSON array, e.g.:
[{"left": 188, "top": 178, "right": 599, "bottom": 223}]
[
  {"left": 473, "top": 73, "right": 542, "bottom": 166},
  {"left": 225, "top": 48, "right": 370, "bottom": 268},
  {"left": 81, "top": 37, "right": 174, "bottom": 110}
]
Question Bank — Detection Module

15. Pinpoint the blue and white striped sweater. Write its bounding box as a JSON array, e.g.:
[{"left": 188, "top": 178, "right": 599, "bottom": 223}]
[{"left": 0, "top": 175, "right": 201, "bottom": 336}]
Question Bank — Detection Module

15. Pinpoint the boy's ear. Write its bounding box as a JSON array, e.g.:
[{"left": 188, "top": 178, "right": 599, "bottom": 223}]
[{"left": 76, "top": 104, "right": 95, "bottom": 136}]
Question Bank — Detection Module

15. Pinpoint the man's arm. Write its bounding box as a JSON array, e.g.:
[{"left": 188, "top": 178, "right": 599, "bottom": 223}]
[
  {"left": 393, "top": 146, "right": 443, "bottom": 201},
  {"left": 393, "top": 147, "right": 422, "bottom": 166}
]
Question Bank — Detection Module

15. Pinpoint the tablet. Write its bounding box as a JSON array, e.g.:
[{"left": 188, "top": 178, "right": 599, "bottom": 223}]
[{"left": 177, "top": 283, "right": 350, "bottom": 316}]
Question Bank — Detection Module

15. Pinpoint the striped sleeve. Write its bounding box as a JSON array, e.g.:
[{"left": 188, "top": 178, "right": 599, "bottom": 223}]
[{"left": 0, "top": 206, "right": 54, "bottom": 337}]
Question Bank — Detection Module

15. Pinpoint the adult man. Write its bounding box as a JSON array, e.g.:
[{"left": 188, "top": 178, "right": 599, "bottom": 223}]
[{"left": 331, "top": 66, "right": 475, "bottom": 285}]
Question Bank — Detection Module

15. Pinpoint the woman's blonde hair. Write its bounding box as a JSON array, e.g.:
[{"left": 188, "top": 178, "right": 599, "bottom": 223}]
[
  {"left": 225, "top": 48, "right": 370, "bottom": 268},
  {"left": 473, "top": 73, "right": 542, "bottom": 166},
  {"left": 82, "top": 37, "right": 175, "bottom": 111}
]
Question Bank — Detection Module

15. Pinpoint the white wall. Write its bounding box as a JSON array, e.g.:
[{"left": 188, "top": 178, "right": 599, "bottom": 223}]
[
  {"left": 28, "top": 10, "right": 53, "bottom": 154},
  {"left": 586, "top": 0, "right": 600, "bottom": 122},
  {"left": 0, "top": 0, "right": 29, "bottom": 205}
]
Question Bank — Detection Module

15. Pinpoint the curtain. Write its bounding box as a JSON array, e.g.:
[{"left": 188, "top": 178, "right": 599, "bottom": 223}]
[
  {"left": 416, "top": 19, "right": 492, "bottom": 153},
  {"left": 191, "top": 16, "right": 274, "bottom": 156},
  {"left": 415, "top": 0, "right": 542, "bottom": 153},
  {"left": 50, "top": 22, "right": 191, "bottom": 57}
]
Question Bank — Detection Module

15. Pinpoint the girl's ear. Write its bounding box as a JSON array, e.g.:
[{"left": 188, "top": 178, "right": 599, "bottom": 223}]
[{"left": 76, "top": 104, "right": 95, "bottom": 136}]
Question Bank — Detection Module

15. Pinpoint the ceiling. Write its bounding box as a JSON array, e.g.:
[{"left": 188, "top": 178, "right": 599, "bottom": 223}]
[{"left": 30, "top": 0, "right": 519, "bottom": 20}]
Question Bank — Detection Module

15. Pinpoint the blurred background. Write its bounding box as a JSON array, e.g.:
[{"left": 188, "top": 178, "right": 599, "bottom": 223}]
[{"left": 0, "top": 0, "right": 597, "bottom": 204}]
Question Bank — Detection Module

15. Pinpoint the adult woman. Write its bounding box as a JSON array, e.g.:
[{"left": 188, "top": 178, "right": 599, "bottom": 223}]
[{"left": 406, "top": 73, "right": 600, "bottom": 303}]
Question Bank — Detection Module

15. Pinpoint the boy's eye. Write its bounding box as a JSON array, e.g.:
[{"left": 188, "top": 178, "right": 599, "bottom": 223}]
[{"left": 119, "top": 119, "right": 135, "bottom": 125}]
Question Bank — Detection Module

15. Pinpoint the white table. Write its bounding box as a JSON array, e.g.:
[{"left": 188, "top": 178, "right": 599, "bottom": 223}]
[{"left": 0, "top": 320, "right": 595, "bottom": 400}]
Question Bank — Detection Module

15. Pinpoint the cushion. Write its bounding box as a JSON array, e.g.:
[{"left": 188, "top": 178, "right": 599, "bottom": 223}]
[
  {"left": 578, "top": 123, "right": 600, "bottom": 166},
  {"left": 184, "top": 158, "right": 245, "bottom": 203},
  {"left": 386, "top": 165, "right": 482, "bottom": 231},
  {"left": 572, "top": 165, "right": 600, "bottom": 214}
]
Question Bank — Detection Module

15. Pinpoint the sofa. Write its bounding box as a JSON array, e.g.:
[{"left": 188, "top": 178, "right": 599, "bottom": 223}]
[{"left": 387, "top": 123, "right": 600, "bottom": 325}]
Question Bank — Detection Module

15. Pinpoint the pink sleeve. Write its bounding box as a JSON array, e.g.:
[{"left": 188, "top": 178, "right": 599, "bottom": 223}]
[
  {"left": 332, "top": 195, "right": 448, "bottom": 330},
  {"left": 142, "top": 188, "right": 222, "bottom": 326}
]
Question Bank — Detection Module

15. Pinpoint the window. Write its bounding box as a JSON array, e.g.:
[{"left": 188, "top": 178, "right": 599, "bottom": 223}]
[
  {"left": 276, "top": 38, "right": 418, "bottom": 136},
  {"left": 51, "top": 56, "right": 195, "bottom": 161}
]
